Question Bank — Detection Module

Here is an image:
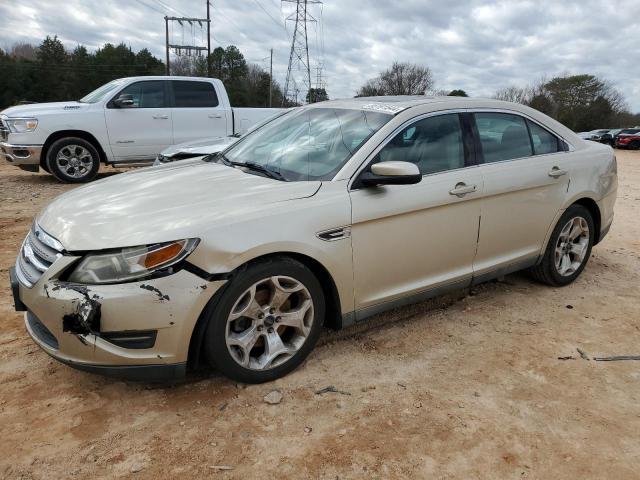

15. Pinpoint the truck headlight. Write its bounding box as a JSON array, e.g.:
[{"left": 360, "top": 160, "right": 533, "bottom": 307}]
[
  {"left": 5, "top": 117, "right": 38, "bottom": 133},
  {"left": 67, "top": 239, "right": 199, "bottom": 284}
]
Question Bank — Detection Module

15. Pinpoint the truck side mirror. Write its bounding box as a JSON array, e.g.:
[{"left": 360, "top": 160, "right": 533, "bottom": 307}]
[{"left": 114, "top": 94, "right": 135, "bottom": 108}]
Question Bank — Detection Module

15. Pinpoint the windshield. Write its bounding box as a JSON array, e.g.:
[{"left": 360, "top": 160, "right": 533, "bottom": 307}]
[
  {"left": 79, "top": 79, "right": 128, "bottom": 103},
  {"left": 220, "top": 107, "right": 392, "bottom": 181}
]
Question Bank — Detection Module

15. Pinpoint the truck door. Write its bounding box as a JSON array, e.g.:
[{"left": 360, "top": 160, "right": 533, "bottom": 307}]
[
  {"left": 104, "top": 80, "right": 173, "bottom": 162},
  {"left": 170, "top": 80, "right": 228, "bottom": 144}
]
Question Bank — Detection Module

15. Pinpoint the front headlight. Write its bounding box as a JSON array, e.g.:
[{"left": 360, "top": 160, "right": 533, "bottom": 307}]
[
  {"left": 5, "top": 117, "right": 38, "bottom": 133},
  {"left": 67, "top": 239, "right": 199, "bottom": 284}
]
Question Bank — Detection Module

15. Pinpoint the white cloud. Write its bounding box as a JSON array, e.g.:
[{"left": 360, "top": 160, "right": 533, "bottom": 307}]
[{"left": 0, "top": 0, "right": 638, "bottom": 111}]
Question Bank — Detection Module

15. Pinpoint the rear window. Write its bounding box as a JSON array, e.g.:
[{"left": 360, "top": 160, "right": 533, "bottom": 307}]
[
  {"left": 172, "top": 81, "right": 219, "bottom": 108},
  {"left": 527, "top": 120, "right": 561, "bottom": 155}
]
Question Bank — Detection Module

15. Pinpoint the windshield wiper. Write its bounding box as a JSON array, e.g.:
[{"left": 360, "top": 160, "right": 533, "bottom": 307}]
[
  {"left": 233, "top": 161, "right": 287, "bottom": 181},
  {"left": 216, "top": 152, "right": 232, "bottom": 166}
]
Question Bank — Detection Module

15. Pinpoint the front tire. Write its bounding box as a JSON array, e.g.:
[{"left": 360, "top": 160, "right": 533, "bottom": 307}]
[
  {"left": 46, "top": 137, "right": 100, "bottom": 183},
  {"left": 529, "top": 204, "right": 594, "bottom": 286},
  {"left": 203, "top": 257, "right": 325, "bottom": 383}
]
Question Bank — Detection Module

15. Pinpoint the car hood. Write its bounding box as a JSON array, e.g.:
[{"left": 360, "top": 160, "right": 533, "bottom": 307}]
[
  {"left": 37, "top": 160, "right": 321, "bottom": 251},
  {"left": 161, "top": 137, "right": 239, "bottom": 157},
  {"left": 1, "top": 101, "right": 86, "bottom": 117}
]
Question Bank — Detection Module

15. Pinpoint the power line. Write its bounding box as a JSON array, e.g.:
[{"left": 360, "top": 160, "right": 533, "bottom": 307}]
[
  {"left": 133, "top": 0, "right": 166, "bottom": 15},
  {"left": 253, "top": 0, "right": 287, "bottom": 31},
  {"left": 153, "top": 0, "right": 188, "bottom": 17}
]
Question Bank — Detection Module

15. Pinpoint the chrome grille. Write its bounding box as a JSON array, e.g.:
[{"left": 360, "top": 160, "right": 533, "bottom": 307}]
[
  {"left": 15, "top": 224, "right": 63, "bottom": 288},
  {"left": 0, "top": 118, "right": 8, "bottom": 142}
]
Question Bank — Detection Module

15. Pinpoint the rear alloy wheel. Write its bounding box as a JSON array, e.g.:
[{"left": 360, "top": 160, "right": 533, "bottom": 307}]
[
  {"left": 204, "top": 257, "right": 324, "bottom": 383},
  {"left": 529, "top": 204, "right": 594, "bottom": 286},
  {"left": 554, "top": 216, "right": 590, "bottom": 277},
  {"left": 46, "top": 137, "right": 100, "bottom": 183}
]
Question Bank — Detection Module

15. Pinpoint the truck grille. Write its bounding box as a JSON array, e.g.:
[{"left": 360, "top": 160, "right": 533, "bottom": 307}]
[
  {"left": 15, "top": 224, "right": 64, "bottom": 288},
  {"left": 0, "top": 118, "right": 8, "bottom": 142}
]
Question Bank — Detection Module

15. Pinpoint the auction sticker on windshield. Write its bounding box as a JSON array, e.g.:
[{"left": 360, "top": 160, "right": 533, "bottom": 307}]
[{"left": 360, "top": 103, "right": 408, "bottom": 114}]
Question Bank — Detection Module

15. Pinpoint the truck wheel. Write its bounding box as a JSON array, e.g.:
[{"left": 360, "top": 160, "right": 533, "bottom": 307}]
[
  {"left": 46, "top": 137, "right": 100, "bottom": 183},
  {"left": 203, "top": 256, "right": 325, "bottom": 383}
]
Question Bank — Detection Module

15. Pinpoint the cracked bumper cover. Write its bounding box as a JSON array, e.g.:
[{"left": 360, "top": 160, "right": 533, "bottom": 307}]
[{"left": 16, "top": 255, "right": 226, "bottom": 380}]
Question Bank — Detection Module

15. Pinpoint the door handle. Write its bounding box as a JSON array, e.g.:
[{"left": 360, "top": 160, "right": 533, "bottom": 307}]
[
  {"left": 208, "top": 114, "right": 223, "bottom": 119},
  {"left": 153, "top": 114, "right": 169, "bottom": 120},
  {"left": 548, "top": 167, "right": 568, "bottom": 178},
  {"left": 449, "top": 182, "right": 477, "bottom": 197}
]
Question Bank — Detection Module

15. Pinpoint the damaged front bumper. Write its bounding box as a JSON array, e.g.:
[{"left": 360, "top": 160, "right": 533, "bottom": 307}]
[{"left": 12, "top": 254, "right": 226, "bottom": 381}]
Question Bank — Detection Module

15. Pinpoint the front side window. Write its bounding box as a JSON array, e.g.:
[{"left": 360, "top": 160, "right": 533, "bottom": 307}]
[
  {"left": 172, "top": 80, "right": 219, "bottom": 108},
  {"left": 221, "top": 107, "right": 391, "bottom": 181},
  {"left": 377, "top": 113, "right": 465, "bottom": 175},
  {"left": 475, "top": 112, "right": 532, "bottom": 163},
  {"left": 527, "top": 120, "right": 560, "bottom": 155},
  {"left": 115, "top": 81, "right": 166, "bottom": 108}
]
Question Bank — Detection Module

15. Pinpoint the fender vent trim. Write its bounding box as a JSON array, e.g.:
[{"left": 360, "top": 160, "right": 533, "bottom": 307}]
[{"left": 316, "top": 226, "right": 352, "bottom": 242}]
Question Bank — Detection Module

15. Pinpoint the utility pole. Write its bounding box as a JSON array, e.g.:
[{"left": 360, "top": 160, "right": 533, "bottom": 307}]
[
  {"left": 282, "top": 0, "right": 321, "bottom": 105},
  {"left": 206, "top": 1, "right": 212, "bottom": 76},
  {"left": 164, "top": 12, "right": 211, "bottom": 76},
  {"left": 165, "top": 16, "right": 170, "bottom": 75},
  {"left": 269, "top": 48, "right": 273, "bottom": 107}
]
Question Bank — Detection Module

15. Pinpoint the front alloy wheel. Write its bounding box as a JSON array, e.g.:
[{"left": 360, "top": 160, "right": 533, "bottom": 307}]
[
  {"left": 226, "top": 276, "right": 314, "bottom": 370},
  {"left": 55, "top": 144, "right": 94, "bottom": 179},
  {"left": 204, "top": 257, "right": 325, "bottom": 383},
  {"left": 46, "top": 137, "right": 100, "bottom": 183}
]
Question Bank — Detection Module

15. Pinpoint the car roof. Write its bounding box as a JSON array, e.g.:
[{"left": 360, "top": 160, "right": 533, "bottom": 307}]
[{"left": 304, "top": 96, "right": 519, "bottom": 114}]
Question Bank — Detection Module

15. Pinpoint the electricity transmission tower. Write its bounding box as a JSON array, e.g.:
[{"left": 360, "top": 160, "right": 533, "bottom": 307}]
[{"left": 282, "top": 0, "right": 321, "bottom": 105}]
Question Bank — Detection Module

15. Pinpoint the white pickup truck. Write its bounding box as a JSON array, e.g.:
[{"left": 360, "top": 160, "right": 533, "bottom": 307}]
[{"left": 0, "top": 76, "right": 285, "bottom": 182}]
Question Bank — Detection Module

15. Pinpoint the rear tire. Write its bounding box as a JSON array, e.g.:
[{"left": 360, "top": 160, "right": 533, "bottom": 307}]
[
  {"left": 203, "top": 256, "right": 325, "bottom": 383},
  {"left": 46, "top": 137, "right": 100, "bottom": 183},
  {"left": 529, "top": 205, "right": 594, "bottom": 287}
]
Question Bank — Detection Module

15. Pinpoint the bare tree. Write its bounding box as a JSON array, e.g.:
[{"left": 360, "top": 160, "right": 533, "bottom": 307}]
[
  {"left": 357, "top": 62, "right": 434, "bottom": 96},
  {"left": 170, "top": 55, "right": 207, "bottom": 76},
  {"left": 10, "top": 42, "right": 38, "bottom": 60},
  {"left": 493, "top": 85, "right": 529, "bottom": 104}
]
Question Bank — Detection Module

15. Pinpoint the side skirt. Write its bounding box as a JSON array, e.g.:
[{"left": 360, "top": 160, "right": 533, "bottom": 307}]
[
  {"left": 471, "top": 256, "right": 539, "bottom": 286},
  {"left": 340, "top": 255, "right": 540, "bottom": 329}
]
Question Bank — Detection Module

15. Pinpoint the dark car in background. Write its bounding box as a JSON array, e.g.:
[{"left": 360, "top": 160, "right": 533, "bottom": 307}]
[
  {"left": 588, "top": 129, "right": 612, "bottom": 142},
  {"left": 599, "top": 128, "right": 623, "bottom": 146}
]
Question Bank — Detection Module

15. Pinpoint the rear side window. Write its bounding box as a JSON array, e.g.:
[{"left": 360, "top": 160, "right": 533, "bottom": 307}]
[
  {"left": 475, "top": 112, "right": 532, "bottom": 163},
  {"left": 172, "top": 81, "right": 219, "bottom": 108},
  {"left": 527, "top": 120, "right": 561, "bottom": 155},
  {"left": 378, "top": 114, "right": 465, "bottom": 175},
  {"left": 116, "top": 81, "right": 167, "bottom": 108}
]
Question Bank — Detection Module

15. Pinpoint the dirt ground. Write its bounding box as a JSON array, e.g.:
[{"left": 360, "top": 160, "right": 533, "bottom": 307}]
[{"left": 1, "top": 151, "right": 639, "bottom": 479}]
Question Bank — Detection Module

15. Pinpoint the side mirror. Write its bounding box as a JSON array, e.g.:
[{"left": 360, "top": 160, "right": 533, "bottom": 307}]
[
  {"left": 358, "top": 161, "right": 422, "bottom": 187},
  {"left": 114, "top": 94, "right": 134, "bottom": 108}
]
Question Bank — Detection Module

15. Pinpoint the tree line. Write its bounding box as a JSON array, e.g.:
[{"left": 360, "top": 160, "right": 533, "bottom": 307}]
[
  {"left": 0, "top": 36, "right": 300, "bottom": 110},
  {"left": 2, "top": 37, "right": 638, "bottom": 131},
  {"left": 493, "top": 75, "right": 640, "bottom": 131},
  {"left": 356, "top": 62, "right": 639, "bottom": 131}
]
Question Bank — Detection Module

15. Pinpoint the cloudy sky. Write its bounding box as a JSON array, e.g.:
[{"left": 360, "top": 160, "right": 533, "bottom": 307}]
[{"left": 1, "top": 0, "right": 639, "bottom": 111}]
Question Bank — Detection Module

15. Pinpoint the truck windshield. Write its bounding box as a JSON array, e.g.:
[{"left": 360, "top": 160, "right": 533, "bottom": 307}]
[
  {"left": 220, "top": 107, "right": 392, "bottom": 181},
  {"left": 79, "top": 79, "right": 128, "bottom": 104}
]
